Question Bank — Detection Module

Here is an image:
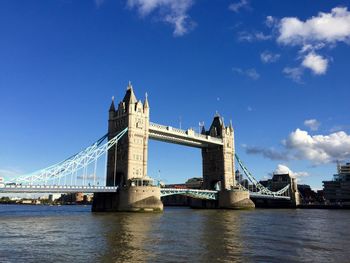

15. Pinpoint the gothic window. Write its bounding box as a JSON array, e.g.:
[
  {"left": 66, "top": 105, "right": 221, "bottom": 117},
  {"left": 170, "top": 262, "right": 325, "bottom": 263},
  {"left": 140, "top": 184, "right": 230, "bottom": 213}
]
[{"left": 136, "top": 119, "right": 143, "bottom": 129}]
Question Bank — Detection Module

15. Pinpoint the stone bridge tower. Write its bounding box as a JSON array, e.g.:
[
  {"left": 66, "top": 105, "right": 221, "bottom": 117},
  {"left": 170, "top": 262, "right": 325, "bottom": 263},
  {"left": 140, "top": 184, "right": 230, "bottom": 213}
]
[
  {"left": 106, "top": 82, "right": 150, "bottom": 187},
  {"left": 202, "top": 115, "right": 235, "bottom": 191},
  {"left": 93, "top": 83, "right": 162, "bottom": 212},
  {"left": 200, "top": 115, "right": 254, "bottom": 209}
]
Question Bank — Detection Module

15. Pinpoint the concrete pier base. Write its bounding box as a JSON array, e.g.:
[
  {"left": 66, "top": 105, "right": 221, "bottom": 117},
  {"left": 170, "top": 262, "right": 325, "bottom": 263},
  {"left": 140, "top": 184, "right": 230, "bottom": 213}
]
[
  {"left": 189, "top": 189, "right": 255, "bottom": 209},
  {"left": 92, "top": 186, "right": 163, "bottom": 212},
  {"left": 218, "top": 189, "right": 255, "bottom": 209}
]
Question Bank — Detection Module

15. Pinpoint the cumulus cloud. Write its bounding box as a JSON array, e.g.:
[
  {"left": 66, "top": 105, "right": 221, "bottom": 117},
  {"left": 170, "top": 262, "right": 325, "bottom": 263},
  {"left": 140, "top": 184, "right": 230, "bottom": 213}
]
[
  {"left": 285, "top": 129, "right": 350, "bottom": 164},
  {"left": 245, "top": 128, "right": 350, "bottom": 165},
  {"left": 301, "top": 52, "right": 328, "bottom": 74},
  {"left": 127, "top": 0, "right": 195, "bottom": 36},
  {"left": 273, "top": 164, "right": 309, "bottom": 178},
  {"left": 233, "top": 67, "right": 260, "bottom": 80},
  {"left": 260, "top": 51, "right": 280, "bottom": 63},
  {"left": 304, "top": 119, "right": 321, "bottom": 131},
  {"left": 266, "top": 7, "right": 350, "bottom": 80},
  {"left": 229, "top": 0, "right": 250, "bottom": 13},
  {"left": 277, "top": 7, "right": 350, "bottom": 45}
]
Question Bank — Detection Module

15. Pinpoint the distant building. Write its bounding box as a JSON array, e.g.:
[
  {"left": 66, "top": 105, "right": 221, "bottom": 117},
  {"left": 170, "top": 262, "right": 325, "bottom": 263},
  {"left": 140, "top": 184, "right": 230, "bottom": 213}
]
[
  {"left": 164, "top": 183, "right": 187, "bottom": 189},
  {"left": 162, "top": 177, "right": 203, "bottom": 206},
  {"left": 259, "top": 173, "right": 300, "bottom": 205},
  {"left": 235, "top": 170, "right": 243, "bottom": 184},
  {"left": 59, "top": 192, "right": 85, "bottom": 204},
  {"left": 185, "top": 177, "right": 203, "bottom": 189},
  {"left": 297, "top": 184, "right": 323, "bottom": 204},
  {"left": 323, "top": 162, "right": 350, "bottom": 204}
]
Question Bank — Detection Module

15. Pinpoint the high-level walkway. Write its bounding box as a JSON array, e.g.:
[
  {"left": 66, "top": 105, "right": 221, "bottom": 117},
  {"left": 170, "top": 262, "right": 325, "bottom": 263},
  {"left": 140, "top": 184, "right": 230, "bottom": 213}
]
[{"left": 149, "top": 122, "right": 223, "bottom": 148}]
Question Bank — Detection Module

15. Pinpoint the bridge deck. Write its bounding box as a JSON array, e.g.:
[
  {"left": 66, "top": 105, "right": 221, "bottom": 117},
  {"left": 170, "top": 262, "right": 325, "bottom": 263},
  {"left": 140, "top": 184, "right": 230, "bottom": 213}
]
[
  {"left": 0, "top": 185, "right": 118, "bottom": 193},
  {"left": 149, "top": 122, "right": 223, "bottom": 148},
  {"left": 0, "top": 185, "right": 291, "bottom": 200}
]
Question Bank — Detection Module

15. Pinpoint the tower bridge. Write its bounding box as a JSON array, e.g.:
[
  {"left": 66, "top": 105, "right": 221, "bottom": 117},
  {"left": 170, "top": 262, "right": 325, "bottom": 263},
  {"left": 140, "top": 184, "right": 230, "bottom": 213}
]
[{"left": 0, "top": 82, "right": 300, "bottom": 211}]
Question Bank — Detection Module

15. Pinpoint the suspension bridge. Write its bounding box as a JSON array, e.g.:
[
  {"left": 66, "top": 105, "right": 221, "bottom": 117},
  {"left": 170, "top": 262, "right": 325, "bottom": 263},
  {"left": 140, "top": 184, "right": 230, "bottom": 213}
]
[
  {"left": 0, "top": 128, "right": 291, "bottom": 201},
  {"left": 0, "top": 84, "right": 298, "bottom": 211}
]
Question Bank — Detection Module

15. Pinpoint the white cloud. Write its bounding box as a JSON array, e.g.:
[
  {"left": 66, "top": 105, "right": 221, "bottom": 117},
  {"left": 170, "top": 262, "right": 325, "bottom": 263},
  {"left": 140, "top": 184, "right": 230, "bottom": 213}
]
[
  {"left": 274, "top": 164, "right": 309, "bottom": 178},
  {"left": 229, "top": 0, "right": 249, "bottom": 13},
  {"left": 285, "top": 128, "right": 350, "bottom": 164},
  {"left": 283, "top": 67, "right": 303, "bottom": 83},
  {"left": 237, "top": 31, "right": 271, "bottom": 42},
  {"left": 245, "top": 128, "right": 350, "bottom": 165},
  {"left": 233, "top": 67, "right": 260, "bottom": 80},
  {"left": 277, "top": 7, "right": 350, "bottom": 45},
  {"left": 255, "top": 32, "right": 271, "bottom": 40},
  {"left": 265, "top": 15, "right": 277, "bottom": 28},
  {"left": 260, "top": 51, "right": 280, "bottom": 63},
  {"left": 269, "top": 7, "right": 350, "bottom": 79},
  {"left": 301, "top": 52, "right": 328, "bottom": 74},
  {"left": 127, "top": 0, "right": 195, "bottom": 36},
  {"left": 304, "top": 119, "right": 321, "bottom": 131}
]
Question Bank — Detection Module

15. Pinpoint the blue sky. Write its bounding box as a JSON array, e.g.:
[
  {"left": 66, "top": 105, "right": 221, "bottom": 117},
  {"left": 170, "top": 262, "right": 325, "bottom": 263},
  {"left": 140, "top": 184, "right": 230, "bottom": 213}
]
[{"left": 1, "top": 0, "right": 350, "bottom": 190}]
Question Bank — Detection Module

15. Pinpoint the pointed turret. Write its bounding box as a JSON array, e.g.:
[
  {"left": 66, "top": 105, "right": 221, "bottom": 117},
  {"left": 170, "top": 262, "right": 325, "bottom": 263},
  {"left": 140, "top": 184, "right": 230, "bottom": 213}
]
[
  {"left": 109, "top": 96, "right": 116, "bottom": 112},
  {"left": 123, "top": 81, "right": 137, "bottom": 106},
  {"left": 209, "top": 114, "right": 224, "bottom": 137},
  {"left": 144, "top": 92, "right": 149, "bottom": 109},
  {"left": 201, "top": 125, "right": 206, "bottom": 134},
  {"left": 229, "top": 119, "right": 234, "bottom": 132}
]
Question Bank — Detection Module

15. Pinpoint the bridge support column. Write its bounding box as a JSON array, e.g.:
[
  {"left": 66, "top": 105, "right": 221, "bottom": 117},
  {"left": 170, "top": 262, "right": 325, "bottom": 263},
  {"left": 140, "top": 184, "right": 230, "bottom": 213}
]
[
  {"left": 118, "top": 186, "right": 163, "bottom": 212},
  {"left": 218, "top": 189, "right": 255, "bottom": 209},
  {"left": 92, "top": 186, "right": 163, "bottom": 212}
]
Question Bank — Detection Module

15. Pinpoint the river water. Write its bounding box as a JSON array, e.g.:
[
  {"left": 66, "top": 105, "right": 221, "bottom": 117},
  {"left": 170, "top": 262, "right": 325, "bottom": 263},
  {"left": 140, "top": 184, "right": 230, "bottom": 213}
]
[{"left": 0, "top": 205, "right": 349, "bottom": 263}]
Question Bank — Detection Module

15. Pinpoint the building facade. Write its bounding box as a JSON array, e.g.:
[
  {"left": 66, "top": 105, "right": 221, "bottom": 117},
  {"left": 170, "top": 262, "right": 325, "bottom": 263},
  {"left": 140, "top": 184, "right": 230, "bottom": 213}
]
[{"left": 323, "top": 162, "right": 350, "bottom": 204}]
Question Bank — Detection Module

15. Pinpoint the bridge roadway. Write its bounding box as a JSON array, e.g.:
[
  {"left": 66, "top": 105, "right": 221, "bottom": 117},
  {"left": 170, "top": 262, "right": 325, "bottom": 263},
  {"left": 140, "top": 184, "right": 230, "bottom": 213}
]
[
  {"left": 149, "top": 122, "right": 223, "bottom": 148},
  {"left": 0, "top": 185, "right": 119, "bottom": 193},
  {"left": 0, "top": 185, "right": 290, "bottom": 200}
]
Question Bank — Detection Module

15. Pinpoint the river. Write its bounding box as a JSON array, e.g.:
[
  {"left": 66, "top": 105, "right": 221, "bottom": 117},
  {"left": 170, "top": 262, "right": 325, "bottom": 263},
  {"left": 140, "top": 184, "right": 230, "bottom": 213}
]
[{"left": 0, "top": 205, "right": 349, "bottom": 262}]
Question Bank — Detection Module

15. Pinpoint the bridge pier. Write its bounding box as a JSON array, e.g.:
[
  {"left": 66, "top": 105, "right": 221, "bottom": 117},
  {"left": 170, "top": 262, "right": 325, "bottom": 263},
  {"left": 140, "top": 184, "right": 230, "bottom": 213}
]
[
  {"left": 92, "top": 185, "right": 163, "bottom": 212},
  {"left": 189, "top": 189, "right": 254, "bottom": 209},
  {"left": 218, "top": 189, "right": 255, "bottom": 209}
]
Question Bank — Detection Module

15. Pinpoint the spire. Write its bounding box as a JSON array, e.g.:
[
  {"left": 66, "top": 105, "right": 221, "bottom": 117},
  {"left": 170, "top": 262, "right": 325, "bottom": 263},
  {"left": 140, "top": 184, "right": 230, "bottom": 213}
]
[
  {"left": 123, "top": 81, "right": 137, "bottom": 105},
  {"left": 109, "top": 96, "right": 115, "bottom": 112},
  {"left": 144, "top": 92, "right": 149, "bottom": 108}
]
